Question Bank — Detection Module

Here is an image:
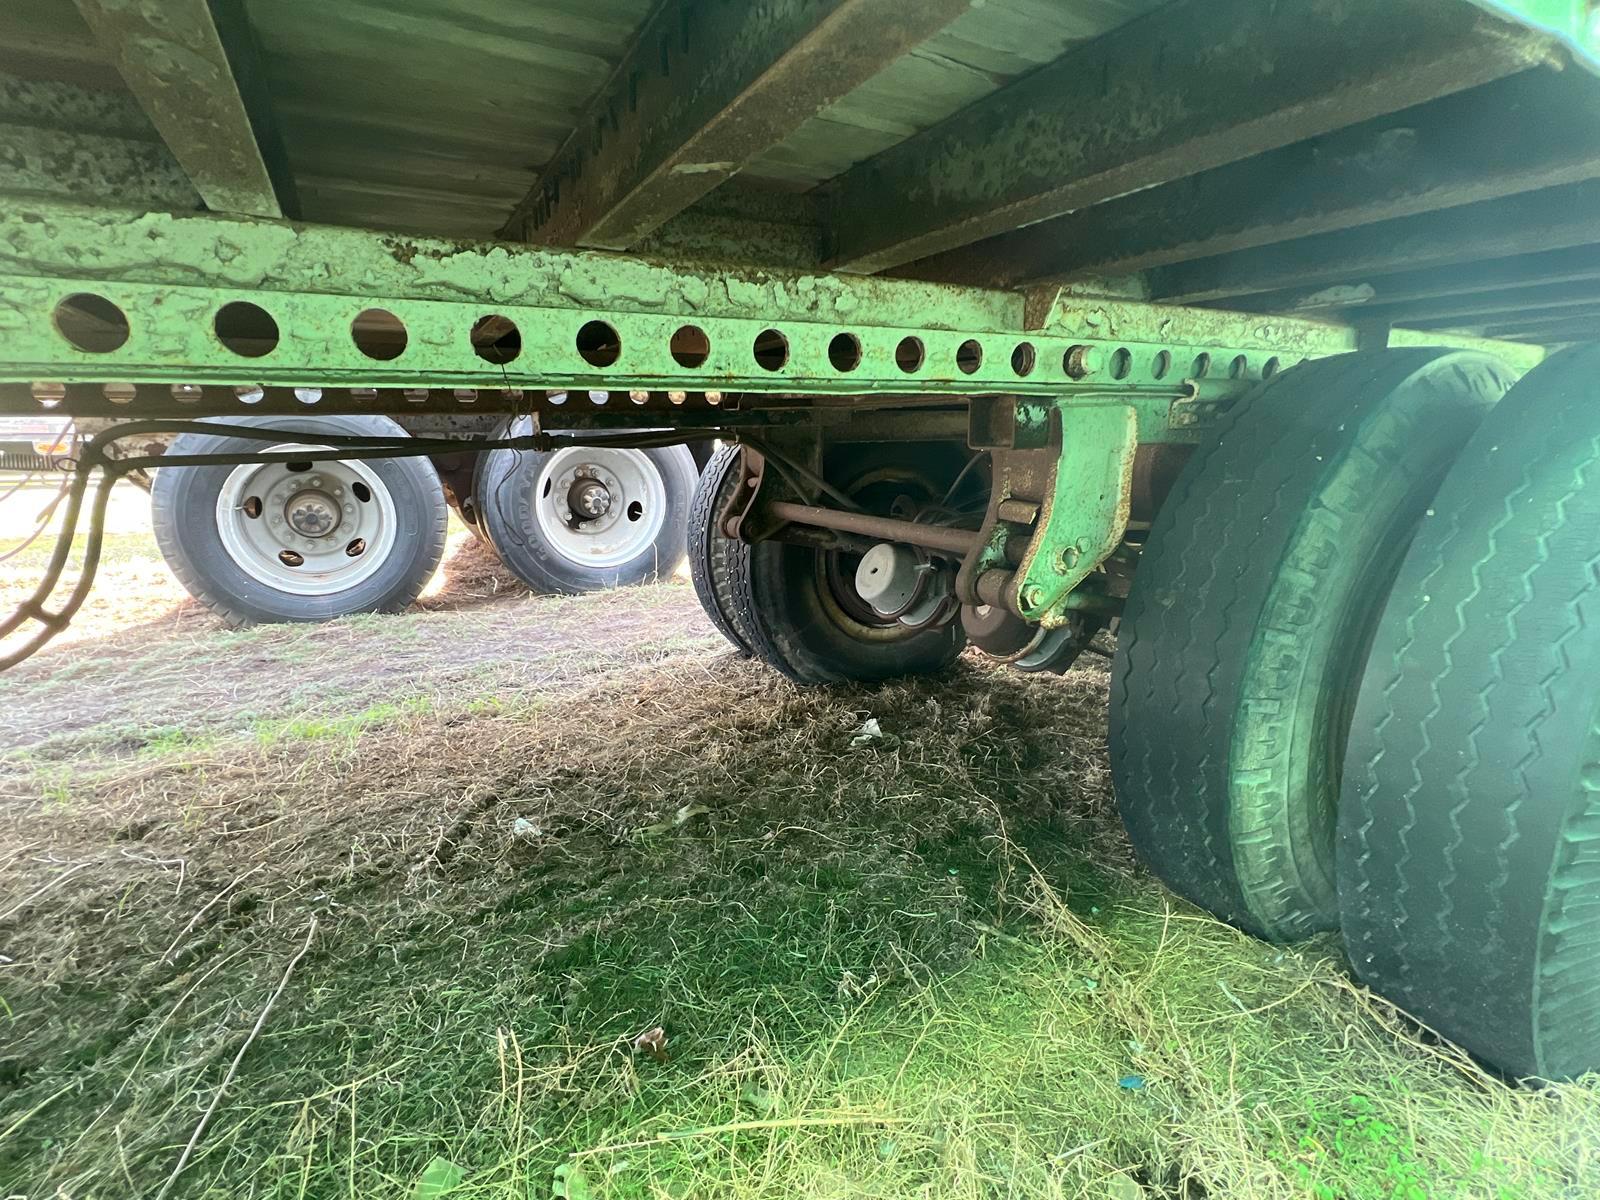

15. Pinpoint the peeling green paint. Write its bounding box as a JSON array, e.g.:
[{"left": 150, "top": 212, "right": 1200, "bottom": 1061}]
[
  {"left": 70, "top": 0, "right": 282, "bottom": 217},
  {"left": 0, "top": 204, "right": 1017, "bottom": 331},
  {"left": 0, "top": 123, "right": 198, "bottom": 208},
  {"left": 0, "top": 71, "right": 160, "bottom": 140},
  {"left": 1030, "top": 291, "right": 1547, "bottom": 370},
  {"left": 0, "top": 204, "right": 1544, "bottom": 426},
  {"left": 1015, "top": 403, "right": 1139, "bottom": 626}
]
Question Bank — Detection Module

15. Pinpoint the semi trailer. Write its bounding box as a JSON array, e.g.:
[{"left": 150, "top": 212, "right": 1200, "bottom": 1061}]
[{"left": 2, "top": 0, "right": 1599, "bottom": 1082}]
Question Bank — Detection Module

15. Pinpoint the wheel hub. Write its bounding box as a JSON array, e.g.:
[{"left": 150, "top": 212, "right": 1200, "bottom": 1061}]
[
  {"left": 214, "top": 447, "right": 399, "bottom": 595},
  {"left": 532, "top": 447, "right": 669, "bottom": 570},
  {"left": 853, "top": 541, "right": 953, "bottom": 629},
  {"left": 568, "top": 475, "right": 613, "bottom": 520},
  {"left": 285, "top": 489, "right": 341, "bottom": 537}
]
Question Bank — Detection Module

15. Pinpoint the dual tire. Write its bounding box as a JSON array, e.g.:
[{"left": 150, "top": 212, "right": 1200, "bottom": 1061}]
[
  {"left": 1113, "top": 345, "right": 1600, "bottom": 1080},
  {"left": 1341, "top": 345, "right": 1600, "bottom": 1081},
  {"left": 151, "top": 415, "right": 447, "bottom": 626},
  {"left": 153, "top": 416, "right": 698, "bottom": 624},
  {"left": 688, "top": 443, "right": 965, "bottom": 685},
  {"left": 474, "top": 421, "right": 697, "bottom": 594}
]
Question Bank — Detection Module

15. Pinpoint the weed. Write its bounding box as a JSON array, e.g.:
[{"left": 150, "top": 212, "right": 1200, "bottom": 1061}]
[
  {"left": 135, "top": 727, "right": 219, "bottom": 758},
  {"left": 33, "top": 771, "right": 74, "bottom": 815}
]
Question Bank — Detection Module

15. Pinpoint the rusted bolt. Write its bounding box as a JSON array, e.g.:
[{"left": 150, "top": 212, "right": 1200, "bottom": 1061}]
[
  {"left": 1021, "top": 584, "right": 1046, "bottom": 609},
  {"left": 996, "top": 498, "right": 1039, "bottom": 525}
]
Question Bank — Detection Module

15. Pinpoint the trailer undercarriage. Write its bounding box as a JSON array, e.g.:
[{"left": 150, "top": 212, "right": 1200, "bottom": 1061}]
[{"left": 6, "top": 0, "right": 1600, "bottom": 1083}]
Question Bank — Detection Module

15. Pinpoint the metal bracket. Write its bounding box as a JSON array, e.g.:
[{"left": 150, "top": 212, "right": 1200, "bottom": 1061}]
[
  {"left": 960, "top": 397, "right": 1138, "bottom": 628},
  {"left": 724, "top": 447, "right": 770, "bottom": 542},
  {"left": 1013, "top": 403, "right": 1138, "bottom": 626}
]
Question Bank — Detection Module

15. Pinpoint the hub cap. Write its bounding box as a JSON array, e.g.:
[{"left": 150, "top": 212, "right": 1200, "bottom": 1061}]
[
  {"left": 214, "top": 444, "right": 398, "bottom": 594},
  {"left": 533, "top": 446, "right": 667, "bottom": 569},
  {"left": 568, "top": 477, "right": 613, "bottom": 519}
]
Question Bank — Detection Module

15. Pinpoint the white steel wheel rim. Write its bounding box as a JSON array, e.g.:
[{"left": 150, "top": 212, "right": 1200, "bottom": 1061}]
[
  {"left": 532, "top": 446, "right": 667, "bottom": 570},
  {"left": 214, "top": 444, "right": 400, "bottom": 595}
]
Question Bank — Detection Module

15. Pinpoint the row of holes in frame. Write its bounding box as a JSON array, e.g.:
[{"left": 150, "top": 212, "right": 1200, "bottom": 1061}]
[
  {"left": 29, "top": 382, "right": 723, "bottom": 408},
  {"left": 51, "top": 292, "right": 1282, "bottom": 383}
]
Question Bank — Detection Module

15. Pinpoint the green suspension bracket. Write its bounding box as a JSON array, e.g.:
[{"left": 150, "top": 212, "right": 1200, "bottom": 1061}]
[
  {"left": 1012, "top": 402, "right": 1139, "bottom": 625},
  {"left": 964, "top": 395, "right": 1140, "bottom": 629}
]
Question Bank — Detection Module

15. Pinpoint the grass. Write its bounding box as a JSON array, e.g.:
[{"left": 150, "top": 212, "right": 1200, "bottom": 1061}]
[
  {"left": 0, "top": 513, "right": 1592, "bottom": 1198},
  {"left": 251, "top": 697, "right": 436, "bottom": 749},
  {"left": 4, "top": 648, "right": 1597, "bottom": 1200}
]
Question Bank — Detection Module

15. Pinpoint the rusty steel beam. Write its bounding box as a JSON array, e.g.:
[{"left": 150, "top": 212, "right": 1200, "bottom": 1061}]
[
  {"left": 502, "top": 0, "right": 971, "bottom": 250},
  {"left": 0, "top": 122, "right": 198, "bottom": 208},
  {"left": 205, "top": 0, "right": 298, "bottom": 219},
  {"left": 1472, "top": 303, "right": 1600, "bottom": 333},
  {"left": 70, "top": 0, "right": 292, "bottom": 219},
  {"left": 1377, "top": 280, "right": 1600, "bottom": 328},
  {"left": 1151, "top": 178, "right": 1600, "bottom": 304},
  {"left": 1222, "top": 244, "right": 1600, "bottom": 315},
  {"left": 822, "top": 0, "right": 1558, "bottom": 274},
  {"left": 912, "top": 68, "right": 1600, "bottom": 288},
  {"left": 0, "top": 71, "right": 160, "bottom": 139}
]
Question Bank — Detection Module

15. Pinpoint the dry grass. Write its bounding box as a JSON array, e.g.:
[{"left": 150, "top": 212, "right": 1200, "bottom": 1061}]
[{"left": 2, "top": 509, "right": 1598, "bottom": 1199}]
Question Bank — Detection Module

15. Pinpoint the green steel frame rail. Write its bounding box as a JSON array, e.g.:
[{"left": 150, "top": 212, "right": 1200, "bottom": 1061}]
[
  {"left": 0, "top": 201, "right": 1552, "bottom": 643},
  {"left": 0, "top": 204, "right": 1544, "bottom": 440}
]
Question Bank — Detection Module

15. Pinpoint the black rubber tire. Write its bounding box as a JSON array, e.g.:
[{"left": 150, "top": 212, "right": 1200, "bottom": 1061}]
[
  {"left": 476, "top": 422, "right": 697, "bottom": 594},
  {"left": 733, "top": 445, "right": 966, "bottom": 686},
  {"left": 1339, "top": 345, "right": 1600, "bottom": 1081},
  {"left": 150, "top": 414, "right": 447, "bottom": 626},
  {"left": 1111, "top": 349, "right": 1514, "bottom": 940},
  {"left": 688, "top": 444, "right": 756, "bottom": 655}
]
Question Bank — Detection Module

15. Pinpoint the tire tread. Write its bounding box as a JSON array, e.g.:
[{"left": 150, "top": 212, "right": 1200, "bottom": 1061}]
[{"left": 1339, "top": 345, "right": 1600, "bottom": 1078}]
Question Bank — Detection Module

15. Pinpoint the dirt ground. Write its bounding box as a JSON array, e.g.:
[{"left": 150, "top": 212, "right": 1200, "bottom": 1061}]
[
  {"left": 3, "top": 487, "right": 1597, "bottom": 1200},
  {"left": 2, "top": 483, "right": 720, "bottom": 764}
]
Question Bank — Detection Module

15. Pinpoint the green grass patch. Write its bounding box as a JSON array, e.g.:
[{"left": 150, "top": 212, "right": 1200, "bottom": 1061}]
[
  {"left": 2, "top": 658, "right": 1595, "bottom": 1199},
  {"left": 251, "top": 696, "right": 435, "bottom": 748},
  {"left": 134, "top": 726, "right": 222, "bottom": 758}
]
